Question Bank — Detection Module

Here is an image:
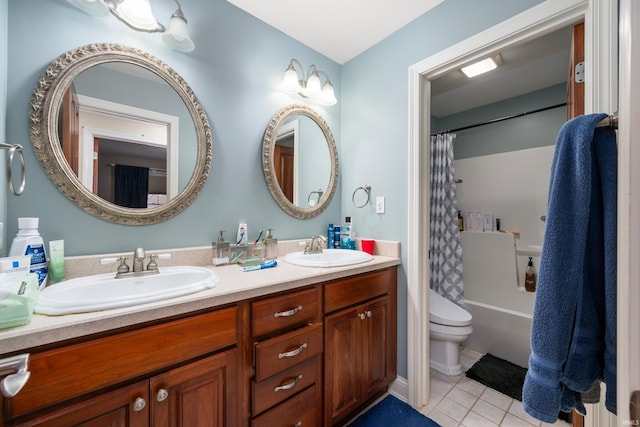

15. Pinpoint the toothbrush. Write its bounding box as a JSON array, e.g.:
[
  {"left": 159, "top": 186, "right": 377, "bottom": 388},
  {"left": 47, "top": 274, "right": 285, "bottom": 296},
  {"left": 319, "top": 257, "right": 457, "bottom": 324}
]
[
  {"left": 236, "top": 230, "right": 245, "bottom": 245},
  {"left": 262, "top": 228, "right": 272, "bottom": 244},
  {"left": 254, "top": 229, "right": 263, "bottom": 244}
]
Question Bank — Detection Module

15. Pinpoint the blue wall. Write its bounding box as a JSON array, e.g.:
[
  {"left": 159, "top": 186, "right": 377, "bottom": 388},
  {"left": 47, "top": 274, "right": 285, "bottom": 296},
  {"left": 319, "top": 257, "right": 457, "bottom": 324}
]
[
  {"left": 5, "top": 0, "right": 341, "bottom": 255},
  {"left": 2, "top": 0, "right": 548, "bottom": 379},
  {"left": 433, "top": 83, "right": 567, "bottom": 159},
  {"left": 340, "top": 0, "right": 543, "bottom": 377}
]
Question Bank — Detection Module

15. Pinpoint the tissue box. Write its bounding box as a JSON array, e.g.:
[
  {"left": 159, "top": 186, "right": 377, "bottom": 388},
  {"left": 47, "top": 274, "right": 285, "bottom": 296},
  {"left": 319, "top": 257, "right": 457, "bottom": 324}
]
[{"left": 0, "top": 273, "right": 39, "bottom": 330}]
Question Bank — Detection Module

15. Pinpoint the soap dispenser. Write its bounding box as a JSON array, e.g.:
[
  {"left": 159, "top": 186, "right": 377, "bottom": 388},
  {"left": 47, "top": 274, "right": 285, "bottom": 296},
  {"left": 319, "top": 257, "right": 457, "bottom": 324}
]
[
  {"left": 525, "top": 257, "right": 537, "bottom": 292},
  {"left": 212, "top": 231, "right": 231, "bottom": 266}
]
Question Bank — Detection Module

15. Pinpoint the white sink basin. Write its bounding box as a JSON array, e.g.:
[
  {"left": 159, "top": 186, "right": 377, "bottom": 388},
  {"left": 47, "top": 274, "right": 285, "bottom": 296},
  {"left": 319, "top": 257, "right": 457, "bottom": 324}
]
[
  {"left": 35, "top": 266, "right": 220, "bottom": 315},
  {"left": 284, "top": 249, "right": 373, "bottom": 268}
]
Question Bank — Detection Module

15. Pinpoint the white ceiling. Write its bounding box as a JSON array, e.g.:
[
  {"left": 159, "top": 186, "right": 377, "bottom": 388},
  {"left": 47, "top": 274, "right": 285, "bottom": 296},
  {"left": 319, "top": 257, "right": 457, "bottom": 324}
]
[
  {"left": 226, "top": 0, "right": 445, "bottom": 64},
  {"left": 431, "top": 26, "right": 573, "bottom": 117},
  {"left": 226, "top": 1, "right": 573, "bottom": 117}
]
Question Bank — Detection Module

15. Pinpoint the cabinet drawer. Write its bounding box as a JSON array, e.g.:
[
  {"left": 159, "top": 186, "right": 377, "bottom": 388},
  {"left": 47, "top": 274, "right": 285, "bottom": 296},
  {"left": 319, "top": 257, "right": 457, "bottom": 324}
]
[
  {"left": 324, "top": 268, "right": 395, "bottom": 313},
  {"left": 252, "top": 354, "right": 321, "bottom": 415},
  {"left": 251, "top": 384, "right": 318, "bottom": 427},
  {"left": 252, "top": 287, "right": 318, "bottom": 337},
  {"left": 8, "top": 306, "right": 237, "bottom": 419},
  {"left": 255, "top": 323, "right": 322, "bottom": 381}
]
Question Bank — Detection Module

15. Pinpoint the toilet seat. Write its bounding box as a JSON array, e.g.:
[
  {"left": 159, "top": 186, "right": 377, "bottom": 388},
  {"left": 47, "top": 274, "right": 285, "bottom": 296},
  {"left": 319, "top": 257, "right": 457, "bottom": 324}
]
[{"left": 429, "top": 289, "right": 472, "bottom": 327}]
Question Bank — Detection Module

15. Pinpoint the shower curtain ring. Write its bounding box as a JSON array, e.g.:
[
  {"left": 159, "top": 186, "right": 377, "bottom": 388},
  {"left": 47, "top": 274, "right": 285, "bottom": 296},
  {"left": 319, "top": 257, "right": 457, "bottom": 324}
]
[{"left": 352, "top": 184, "right": 371, "bottom": 208}]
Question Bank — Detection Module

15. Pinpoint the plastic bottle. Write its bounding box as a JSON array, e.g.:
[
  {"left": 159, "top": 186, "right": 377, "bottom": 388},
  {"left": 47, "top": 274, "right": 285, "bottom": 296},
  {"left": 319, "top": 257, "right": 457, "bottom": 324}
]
[
  {"left": 457, "top": 211, "right": 464, "bottom": 231},
  {"left": 341, "top": 216, "right": 353, "bottom": 249},
  {"left": 525, "top": 257, "right": 537, "bottom": 292},
  {"left": 327, "top": 224, "right": 335, "bottom": 249},
  {"left": 9, "top": 217, "right": 48, "bottom": 288},
  {"left": 333, "top": 224, "right": 341, "bottom": 248}
]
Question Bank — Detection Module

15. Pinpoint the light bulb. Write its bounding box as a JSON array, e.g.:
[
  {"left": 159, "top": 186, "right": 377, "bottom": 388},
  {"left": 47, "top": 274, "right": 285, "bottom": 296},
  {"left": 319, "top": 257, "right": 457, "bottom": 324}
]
[
  {"left": 281, "top": 65, "right": 302, "bottom": 94},
  {"left": 303, "top": 69, "right": 322, "bottom": 98},
  {"left": 319, "top": 81, "right": 337, "bottom": 106},
  {"left": 162, "top": 13, "right": 194, "bottom": 52}
]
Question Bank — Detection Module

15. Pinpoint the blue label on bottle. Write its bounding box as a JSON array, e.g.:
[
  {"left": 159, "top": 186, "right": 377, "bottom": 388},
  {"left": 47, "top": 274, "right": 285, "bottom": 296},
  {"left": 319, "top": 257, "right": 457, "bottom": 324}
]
[{"left": 25, "top": 244, "right": 48, "bottom": 287}]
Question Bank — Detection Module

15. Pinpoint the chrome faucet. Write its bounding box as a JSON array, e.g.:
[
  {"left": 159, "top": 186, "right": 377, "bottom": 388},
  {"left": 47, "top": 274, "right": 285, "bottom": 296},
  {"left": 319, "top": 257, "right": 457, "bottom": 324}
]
[
  {"left": 99, "top": 248, "right": 172, "bottom": 278},
  {"left": 133, "top": 247, "right": 146, "bottom": 272},
  {"left": 133, "top": 248, "right": 145, "bottom": 273},
  {"left": 304, "top": 235, "right": 327, "bottom": 254}
]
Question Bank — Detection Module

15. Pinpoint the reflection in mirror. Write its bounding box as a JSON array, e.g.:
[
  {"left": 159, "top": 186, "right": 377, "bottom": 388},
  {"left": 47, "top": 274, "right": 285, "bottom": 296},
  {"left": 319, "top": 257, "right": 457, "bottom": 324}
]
[
  {"left": 30, "top": 43, "right": 212, "bottom": 224},
  {"left": 274, "top": 115, "right": 331, "bottom": 207},
  {"left": 59, "top": 62, "right": 196, "bottom": 209},
  {"left": 263, "top": 104, "right": 338, "bottom": 219}
]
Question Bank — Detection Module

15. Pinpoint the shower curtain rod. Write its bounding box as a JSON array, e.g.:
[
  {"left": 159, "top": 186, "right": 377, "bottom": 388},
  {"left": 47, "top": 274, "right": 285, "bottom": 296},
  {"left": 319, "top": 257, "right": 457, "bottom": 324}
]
[{"left": 432, "top": 102, "right": 567, "bottom": 135}]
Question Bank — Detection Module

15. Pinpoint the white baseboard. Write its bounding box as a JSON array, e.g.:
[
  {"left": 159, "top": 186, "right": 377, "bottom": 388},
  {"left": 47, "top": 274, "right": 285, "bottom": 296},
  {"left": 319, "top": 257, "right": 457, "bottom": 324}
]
[{"left": 388, "top": 376, "right": 409, "bottom": 402}]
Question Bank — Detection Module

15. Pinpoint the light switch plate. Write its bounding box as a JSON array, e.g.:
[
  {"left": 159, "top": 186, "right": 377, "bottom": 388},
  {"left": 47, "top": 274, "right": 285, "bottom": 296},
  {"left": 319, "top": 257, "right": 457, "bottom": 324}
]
[{"left": 376, "top": 196, "right": 385, "bottom": 214}]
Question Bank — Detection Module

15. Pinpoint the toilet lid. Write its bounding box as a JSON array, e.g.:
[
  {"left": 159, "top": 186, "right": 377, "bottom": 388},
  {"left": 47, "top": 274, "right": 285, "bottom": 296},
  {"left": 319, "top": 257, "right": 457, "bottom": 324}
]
[{"left": 429, "top": 289, "right": 472, "bottom": 326}]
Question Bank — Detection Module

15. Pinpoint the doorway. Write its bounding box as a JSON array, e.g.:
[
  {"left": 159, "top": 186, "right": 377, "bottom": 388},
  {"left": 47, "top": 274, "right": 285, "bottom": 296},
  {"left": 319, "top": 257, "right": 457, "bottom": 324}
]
[{"left": 406, "top": 1, "right": 618, "bottom": 425}]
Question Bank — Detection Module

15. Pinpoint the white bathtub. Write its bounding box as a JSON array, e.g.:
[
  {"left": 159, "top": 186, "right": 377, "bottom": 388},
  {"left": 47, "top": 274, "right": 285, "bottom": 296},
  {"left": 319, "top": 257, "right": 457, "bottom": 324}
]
[
  {"left": 463, "top": 299, "right": 532, "bottom": 367},
  {"left": 460, "top": 232, "right": 537, "bottom": 368}
]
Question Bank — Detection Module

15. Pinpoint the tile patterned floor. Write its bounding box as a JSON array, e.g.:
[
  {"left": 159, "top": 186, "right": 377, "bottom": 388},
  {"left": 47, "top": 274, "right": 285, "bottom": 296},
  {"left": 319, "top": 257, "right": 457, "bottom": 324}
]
[{"left": 420, "top": 348, "right": 571, "bottom": 427}]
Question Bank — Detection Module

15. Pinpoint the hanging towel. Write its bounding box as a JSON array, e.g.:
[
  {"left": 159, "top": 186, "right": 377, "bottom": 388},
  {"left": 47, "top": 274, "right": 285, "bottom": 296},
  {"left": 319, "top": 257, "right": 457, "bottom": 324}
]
[
  {"left": 522, "top": 114, "right": 617, "bottom": 423},
  {"left": 114, "top": 164, "right": 150, "bottom": 208}
]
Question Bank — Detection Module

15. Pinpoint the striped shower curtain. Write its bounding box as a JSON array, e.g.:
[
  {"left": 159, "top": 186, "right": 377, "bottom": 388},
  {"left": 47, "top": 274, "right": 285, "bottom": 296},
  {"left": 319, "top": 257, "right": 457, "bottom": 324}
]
[{"left": 429, "top": 133, "right": 464, "bottom": 306}]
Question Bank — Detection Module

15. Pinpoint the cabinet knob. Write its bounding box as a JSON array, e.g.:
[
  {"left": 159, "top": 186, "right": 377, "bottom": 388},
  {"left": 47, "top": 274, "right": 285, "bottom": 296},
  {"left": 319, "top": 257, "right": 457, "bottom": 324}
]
[
  {"left": 156, "top": 388, "right": 169, "bottom": 402},
  {"left": 278, "top": 343, "right": 308, "bottom": 359},
  {"left": 132, "top": 397, "right": 146, "bottom": 412},
  {"left": 273, "top": 305, "right": 303, "bottom": 318},
  {"left": 294, "top": 422, "right": 302, "bottom": 427},
  {"left": 273, "top": 374, "right": 303, "bottom": 392},
  {"left": 366, "top": 310, "right": 372, "bottom": 318},
  {"left": 358, "top": 313, "right": 365, "bottom": 320}
]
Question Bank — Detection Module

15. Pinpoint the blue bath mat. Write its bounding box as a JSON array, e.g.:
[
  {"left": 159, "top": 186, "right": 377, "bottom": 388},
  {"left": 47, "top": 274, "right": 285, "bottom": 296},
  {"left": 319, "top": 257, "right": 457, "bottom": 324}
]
[{"left": 348, "top": 395, "right": 441, "bottom": 427}]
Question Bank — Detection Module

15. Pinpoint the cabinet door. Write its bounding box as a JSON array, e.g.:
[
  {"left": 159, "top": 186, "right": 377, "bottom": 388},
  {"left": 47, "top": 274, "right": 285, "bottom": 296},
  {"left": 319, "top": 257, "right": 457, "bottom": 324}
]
[
  {"left": 14, "top": 381, "right": 149, "bottom": 427},
  {"left": 324, "top": 306, "right": 362, "bottom": 426},
  {"left": 151, "top": 349, "right": 239, "bottom": 427},
  {"left": 361, "top": 297, "right": 390, "bottom": 400}
]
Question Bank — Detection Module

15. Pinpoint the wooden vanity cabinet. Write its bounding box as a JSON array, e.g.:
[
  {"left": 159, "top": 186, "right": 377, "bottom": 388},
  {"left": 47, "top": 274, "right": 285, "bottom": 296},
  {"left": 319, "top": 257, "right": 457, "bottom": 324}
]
[
  {"left": 1, "top": 307, "right": 240, "bottom": 427},
  {"left": 323, "top": 267, "right": 397, "bottom": 427},
  {"left": 249, "top": 286, "right": 323, "bottom": 427}
]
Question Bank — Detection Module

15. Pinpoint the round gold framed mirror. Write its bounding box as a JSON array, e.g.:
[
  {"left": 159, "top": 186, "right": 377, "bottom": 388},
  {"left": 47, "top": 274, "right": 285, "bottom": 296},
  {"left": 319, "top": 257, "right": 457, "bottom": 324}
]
[
  {"left": 262, "top": 104, "right": 338, "bottom": 219},
  {"left": 29, "top": 43, "right": 212, "bottom": 225}
]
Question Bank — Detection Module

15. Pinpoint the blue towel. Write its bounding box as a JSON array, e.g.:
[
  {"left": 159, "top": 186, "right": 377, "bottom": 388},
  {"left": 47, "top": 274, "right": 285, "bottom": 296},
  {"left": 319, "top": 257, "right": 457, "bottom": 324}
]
[{"left": 522, "top": 114, "right": 617, "bottom": 423}]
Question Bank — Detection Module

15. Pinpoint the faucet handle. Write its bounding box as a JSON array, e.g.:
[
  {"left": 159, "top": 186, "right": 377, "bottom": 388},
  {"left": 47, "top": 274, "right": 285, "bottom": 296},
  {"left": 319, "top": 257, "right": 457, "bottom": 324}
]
[
  {"left": 146, "top": 253, "right": 171, "bottom": 271},
  {"left": 116, "top": 256, "right": 130, "bottom": 274}
]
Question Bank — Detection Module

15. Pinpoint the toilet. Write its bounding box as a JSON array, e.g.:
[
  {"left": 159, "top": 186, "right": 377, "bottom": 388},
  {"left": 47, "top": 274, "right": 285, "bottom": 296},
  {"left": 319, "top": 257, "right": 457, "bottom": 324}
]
[{"left": 429, "top": 288, "right": 473, "bottom": 376}]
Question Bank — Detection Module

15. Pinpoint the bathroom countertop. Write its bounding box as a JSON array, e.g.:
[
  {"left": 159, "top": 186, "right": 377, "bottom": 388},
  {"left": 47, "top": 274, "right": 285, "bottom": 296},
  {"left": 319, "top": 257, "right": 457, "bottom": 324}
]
[{"left": 0, "top": 251, "right": 400, "bottom": 356}]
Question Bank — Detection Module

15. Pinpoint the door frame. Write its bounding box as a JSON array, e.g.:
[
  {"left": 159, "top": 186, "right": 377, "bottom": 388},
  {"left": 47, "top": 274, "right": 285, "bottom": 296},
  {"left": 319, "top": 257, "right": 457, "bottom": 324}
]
[
  {"left": 616, "top": 0, "right": 640, "bottom": 425},
  {"left": 406, "top": 0, "right": 617, "bottom": 417}
]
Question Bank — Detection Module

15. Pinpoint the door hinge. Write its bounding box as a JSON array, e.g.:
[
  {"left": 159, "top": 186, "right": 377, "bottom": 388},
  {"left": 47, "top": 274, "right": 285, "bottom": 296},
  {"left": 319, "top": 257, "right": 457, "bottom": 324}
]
[{"left": 575, "top": 61, "right": 585, "bottom": 83}]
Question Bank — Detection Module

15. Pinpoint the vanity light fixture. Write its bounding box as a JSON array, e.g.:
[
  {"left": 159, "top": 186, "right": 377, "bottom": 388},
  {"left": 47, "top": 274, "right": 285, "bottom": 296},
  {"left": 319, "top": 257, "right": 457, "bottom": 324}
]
[
  {"left": 461, "top": 55, "right": 502, "bottom": 78},
  {"left": 68, "top": 0, "right": 195, "bottom": 52},
  {"left": 281, "top": 59, "right": 337, "bottom": 106}
]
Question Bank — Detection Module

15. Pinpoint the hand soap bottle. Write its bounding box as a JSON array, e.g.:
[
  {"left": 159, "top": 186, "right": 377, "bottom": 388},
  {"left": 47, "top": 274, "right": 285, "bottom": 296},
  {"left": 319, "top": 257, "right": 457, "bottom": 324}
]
[
  {"left": 212, "top": 231, "right": 230, "bottom": 266},
  {"left": 9, "top": 217, "right": 48, "bottom": 289},
  {"left": 524, "top": 257, "right": 537, "bottom": 292}
]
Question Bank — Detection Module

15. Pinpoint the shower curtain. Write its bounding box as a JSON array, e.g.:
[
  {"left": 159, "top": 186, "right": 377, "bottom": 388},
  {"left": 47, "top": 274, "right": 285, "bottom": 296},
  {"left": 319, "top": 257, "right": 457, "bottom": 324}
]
[{"left": 429, "top": 133, "right": 464, "bottom": 305}]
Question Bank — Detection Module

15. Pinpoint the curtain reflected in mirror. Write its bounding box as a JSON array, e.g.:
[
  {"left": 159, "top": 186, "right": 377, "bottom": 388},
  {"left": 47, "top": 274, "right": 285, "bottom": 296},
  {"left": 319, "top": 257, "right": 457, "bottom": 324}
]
[
  {"left": 30, "top": 43, "right": 212, "bottom": 225},
  {"left": 58, "top": 61, "right": 195, "bottom": 209}
]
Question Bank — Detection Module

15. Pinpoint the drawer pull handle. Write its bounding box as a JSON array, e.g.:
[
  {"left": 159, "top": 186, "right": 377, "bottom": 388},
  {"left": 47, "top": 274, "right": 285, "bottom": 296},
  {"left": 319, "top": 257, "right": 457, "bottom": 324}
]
[
  {"left": 278, "top": 343, "right": 308, "bottom": 359},
  {"left": 156, "top": 388, "right": 169, "bottom": 402},
  {"left": 273, "top": 374, "right": 303, "bottom": 392},
  {"left": 133, "top": 397, "right": 146, "bottom": 412},
  {"left": 274, "top": 305, "right": 303, "bottom": 318},
  {"left": 295, "top": 422, "right": 302, "bottom": 427}
]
